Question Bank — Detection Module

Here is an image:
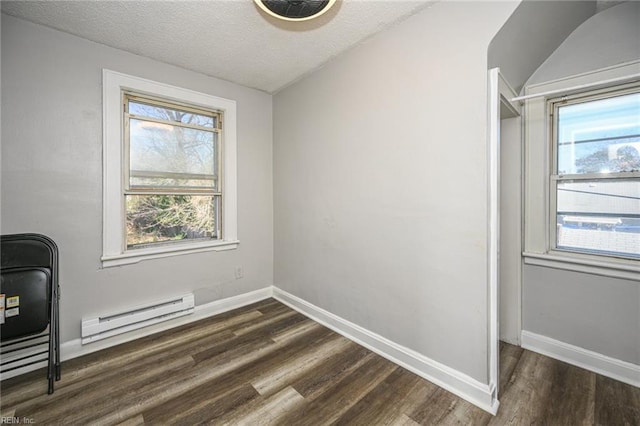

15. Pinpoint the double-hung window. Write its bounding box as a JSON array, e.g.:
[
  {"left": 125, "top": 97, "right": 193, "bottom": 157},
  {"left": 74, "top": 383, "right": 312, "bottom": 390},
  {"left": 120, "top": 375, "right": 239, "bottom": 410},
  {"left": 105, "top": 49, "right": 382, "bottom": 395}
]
[
  {"left": 550, "top": 84, "right": 640, "bottom": 260},
  {"left": 102, "top": 70, "right": 238, "bottom": 267},
  {"left": 523, "top": 63, "right": 639, "bottom": 278},
  {"left": 124, "top": 93, "right": 222, "bottom": 248}
]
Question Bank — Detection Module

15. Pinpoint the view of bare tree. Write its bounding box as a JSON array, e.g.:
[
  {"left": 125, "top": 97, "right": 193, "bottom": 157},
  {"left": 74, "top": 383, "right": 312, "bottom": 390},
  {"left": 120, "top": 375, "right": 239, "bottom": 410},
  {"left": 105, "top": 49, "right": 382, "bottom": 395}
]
[{"left": 125, "top": 100, "right": 218, "bottom": 247}]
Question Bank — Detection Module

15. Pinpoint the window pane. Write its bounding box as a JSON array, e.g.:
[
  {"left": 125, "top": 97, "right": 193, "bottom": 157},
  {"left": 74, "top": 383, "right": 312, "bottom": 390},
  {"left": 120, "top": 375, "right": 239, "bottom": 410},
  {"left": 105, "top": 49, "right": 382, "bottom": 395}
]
[
  {"left": 126, "top": 195, "right": 218, "bottom": 248},
  {"left": 129, "top": 118, "right": 217, "bottom": 189},
  {"left": 556, "top": 179, "right": 640, "bottom": 258},
  {"left": 129, "top": 101, "right": 216, "bottom": 128},
  {"left": 557, "top": 92, "right": 640, "bottom": 174}
]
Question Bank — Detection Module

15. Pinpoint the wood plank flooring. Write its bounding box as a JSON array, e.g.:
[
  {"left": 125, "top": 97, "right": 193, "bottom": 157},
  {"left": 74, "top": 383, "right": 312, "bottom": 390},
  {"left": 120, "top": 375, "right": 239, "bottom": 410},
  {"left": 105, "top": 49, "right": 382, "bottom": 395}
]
[{"left": 1, "top": 298, "right": 638, "bottom": 425}]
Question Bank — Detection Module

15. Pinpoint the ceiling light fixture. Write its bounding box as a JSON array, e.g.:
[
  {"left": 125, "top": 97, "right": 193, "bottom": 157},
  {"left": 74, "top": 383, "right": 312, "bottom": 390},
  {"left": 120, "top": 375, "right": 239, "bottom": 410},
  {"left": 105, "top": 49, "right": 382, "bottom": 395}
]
[{"left": 254, "top": 0, "right": 337, "bottom": 22}]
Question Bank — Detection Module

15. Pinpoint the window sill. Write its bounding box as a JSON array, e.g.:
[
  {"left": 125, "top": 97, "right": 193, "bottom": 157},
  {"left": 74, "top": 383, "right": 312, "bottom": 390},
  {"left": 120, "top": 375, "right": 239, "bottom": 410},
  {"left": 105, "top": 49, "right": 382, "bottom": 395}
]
[
  {"left": 523, "top": 251, "right": 639, "bottom": 281},
  {"left": 101, "top": 239, "right": 239, "bottom": 268}
]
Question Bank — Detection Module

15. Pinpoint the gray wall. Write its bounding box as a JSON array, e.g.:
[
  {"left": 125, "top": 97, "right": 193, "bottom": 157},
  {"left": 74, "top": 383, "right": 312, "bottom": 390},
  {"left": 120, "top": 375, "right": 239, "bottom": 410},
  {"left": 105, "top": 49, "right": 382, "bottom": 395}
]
[
  {"left": 524, "top": 266, "right": 639, "bottom": 364},
  {"left": 274, "top": 1, "right": 518, "bottom": 383},
  {"left": 522, "top": 1, "right": 640, "bottom": 365},
  {"left": 527, "top": 0, "right": 640, "bottom": 86},
  {"left": 1, "top": 14, "right": 274, "bottom": 343},
  {"left": 499, "top": 116, "right": 522, "bottom": 344},
  {"left": 489, "top": 0, "right": 595, "bottom": 93}
]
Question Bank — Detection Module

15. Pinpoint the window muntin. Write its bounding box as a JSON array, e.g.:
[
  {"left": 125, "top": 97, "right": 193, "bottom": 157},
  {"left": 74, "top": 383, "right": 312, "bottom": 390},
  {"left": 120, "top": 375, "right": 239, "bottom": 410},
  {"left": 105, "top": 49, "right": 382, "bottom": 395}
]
[
  {"left": 551, "top": 86, "right": 640, "bottom": 260},
  {"left": 124, "top": 93, "right": 222, "bottom": 249}
]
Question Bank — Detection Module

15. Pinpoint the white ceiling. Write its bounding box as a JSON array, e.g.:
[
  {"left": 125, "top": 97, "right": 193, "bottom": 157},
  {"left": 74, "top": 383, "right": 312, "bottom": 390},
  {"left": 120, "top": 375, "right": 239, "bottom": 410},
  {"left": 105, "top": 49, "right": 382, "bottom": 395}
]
[{"left": 1, "top": 0, "right": 434, "bottom": 93}]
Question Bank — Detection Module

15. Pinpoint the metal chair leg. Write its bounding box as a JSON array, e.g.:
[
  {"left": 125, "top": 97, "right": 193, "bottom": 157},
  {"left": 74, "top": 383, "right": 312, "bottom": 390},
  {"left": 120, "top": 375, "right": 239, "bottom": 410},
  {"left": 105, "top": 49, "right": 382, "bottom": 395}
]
[{"left": 55, "top": 285, "right": 61, "bottom": 381}]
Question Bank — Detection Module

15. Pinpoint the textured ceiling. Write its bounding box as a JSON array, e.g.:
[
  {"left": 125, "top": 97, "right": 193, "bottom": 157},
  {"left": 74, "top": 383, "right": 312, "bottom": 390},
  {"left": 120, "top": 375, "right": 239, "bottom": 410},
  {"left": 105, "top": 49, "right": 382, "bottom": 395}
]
[{"left": 1, "top": 0, "right": 434, "bottom": 93}]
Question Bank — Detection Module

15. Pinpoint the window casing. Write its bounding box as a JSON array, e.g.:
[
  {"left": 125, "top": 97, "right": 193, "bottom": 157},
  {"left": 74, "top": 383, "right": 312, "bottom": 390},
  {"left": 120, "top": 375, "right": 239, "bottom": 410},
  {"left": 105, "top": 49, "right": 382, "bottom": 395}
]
[
  {"left": 523, "top": 61, "right": 640, "bottom": 280},
  {"left": 549, "top": 85, "right": 640, "bottom": 260},
  {"left": 102, "top": 70, "right": 238, "bottom": 267}
]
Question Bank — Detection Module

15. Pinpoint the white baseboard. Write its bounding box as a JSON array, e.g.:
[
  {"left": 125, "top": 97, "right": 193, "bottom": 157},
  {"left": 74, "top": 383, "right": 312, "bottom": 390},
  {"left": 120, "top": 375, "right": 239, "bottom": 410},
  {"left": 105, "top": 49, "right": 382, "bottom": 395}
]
[
  {"left": 272, "top": 287, "right": 499, "bottom": 414},
  {"left": 0, "top": 287, "right": 273, "bottom": 381},
  {"left": 521, "top": 330, "right": 640, "bottom": 388},
  {"left": 2, "top": 284, "right": 504, "bottom": 416}
]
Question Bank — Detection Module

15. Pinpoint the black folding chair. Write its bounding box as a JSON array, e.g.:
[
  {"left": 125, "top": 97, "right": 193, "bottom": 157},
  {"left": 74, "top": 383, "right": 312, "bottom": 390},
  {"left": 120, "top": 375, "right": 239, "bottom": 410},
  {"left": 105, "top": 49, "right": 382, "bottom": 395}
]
[{"left": 1, "top": 233, "right": 60, "bottom": 394}]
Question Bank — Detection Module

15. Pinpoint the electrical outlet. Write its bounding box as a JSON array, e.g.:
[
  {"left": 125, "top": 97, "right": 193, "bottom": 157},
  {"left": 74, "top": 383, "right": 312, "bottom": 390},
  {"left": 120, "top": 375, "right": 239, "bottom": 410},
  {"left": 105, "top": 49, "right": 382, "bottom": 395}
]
[{"left": 234, "top": 267, "right": 243, "bottom": 280}]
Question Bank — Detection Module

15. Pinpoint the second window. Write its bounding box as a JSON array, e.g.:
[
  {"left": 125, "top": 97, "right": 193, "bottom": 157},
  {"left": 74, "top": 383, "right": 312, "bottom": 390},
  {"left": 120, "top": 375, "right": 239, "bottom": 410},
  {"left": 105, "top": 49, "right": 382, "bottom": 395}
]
[{"left": 551, "top": 85, "right": 640, "bottom": 259}]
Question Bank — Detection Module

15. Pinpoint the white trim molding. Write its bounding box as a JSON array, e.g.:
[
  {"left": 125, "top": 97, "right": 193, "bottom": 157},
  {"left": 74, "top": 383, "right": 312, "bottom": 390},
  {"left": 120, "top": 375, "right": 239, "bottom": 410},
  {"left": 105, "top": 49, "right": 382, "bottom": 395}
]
[
  {"left": 523, "top": 60, "right": 640, "bottom": 279},
  {"left": 3, "top": 284, "right": 507, "bottom": 414},
  {"left": 488, "top": 67, "right": 524, "bottom": 395},
  {"left": 521, "top": 330, "right": 640, "bottom": 388},
  {"left": 523, "top": 251, "right": 640, "bottom": 281},
  {"left": 487, "top": 68, "right": 501, "bottom": 402},
  {"left": 0, "top": 287, "right": 273, "bottom": 381},
  {"left": 3, "top": 285, "right": 499, "bottom": 415},
  {"left": 273, "top": 287, "right": 499, "bottom": 415},
  {"left": 101, "top": 69, "right": 238, "bottom": 268}
]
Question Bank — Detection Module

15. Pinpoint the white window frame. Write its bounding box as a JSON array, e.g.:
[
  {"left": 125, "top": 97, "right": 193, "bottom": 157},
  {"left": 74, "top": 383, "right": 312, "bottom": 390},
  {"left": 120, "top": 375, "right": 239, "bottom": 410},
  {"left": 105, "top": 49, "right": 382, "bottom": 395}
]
[
  {"left": 523, "top": 61, "right": 640, "bottom": 281},
  {"left": 102, "top": 70, "right": 238, "bottom": 267}
]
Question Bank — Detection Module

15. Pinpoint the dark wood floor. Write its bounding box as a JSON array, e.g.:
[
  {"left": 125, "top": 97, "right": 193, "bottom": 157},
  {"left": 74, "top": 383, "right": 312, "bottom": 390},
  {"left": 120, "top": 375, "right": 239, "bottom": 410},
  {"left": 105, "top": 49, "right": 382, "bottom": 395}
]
[{"left": 1, "top": 298, "right": 639, "bottom": 425}]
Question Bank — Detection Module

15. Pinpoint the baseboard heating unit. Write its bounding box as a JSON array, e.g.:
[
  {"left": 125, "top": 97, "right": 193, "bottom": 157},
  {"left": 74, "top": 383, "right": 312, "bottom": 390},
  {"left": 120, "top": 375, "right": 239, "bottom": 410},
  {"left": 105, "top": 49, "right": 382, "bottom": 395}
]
[{"left": 81, "top": 293, "right": 195, "bottom": 344}]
